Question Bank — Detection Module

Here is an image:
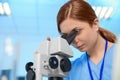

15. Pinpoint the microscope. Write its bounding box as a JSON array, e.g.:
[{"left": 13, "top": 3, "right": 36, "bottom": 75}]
[{"left": 25, "top": 29, "right": 79, "bottom": 80}]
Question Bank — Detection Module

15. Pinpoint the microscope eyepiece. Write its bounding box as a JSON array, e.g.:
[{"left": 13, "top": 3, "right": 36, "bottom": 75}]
[
  {"left": 61, "top": 28, "right": 79, "bottom": 44},
  {"left": 60, "top": 57, "right": 71, "bottom": 72},
  {"left": 49, "top": 57, "right": 59, "bottom": 69}
]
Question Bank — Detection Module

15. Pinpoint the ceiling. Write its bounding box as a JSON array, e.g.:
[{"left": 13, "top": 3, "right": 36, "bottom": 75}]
[
  {"left": 0, "top": 0, "right": 68, "bottom": 38},
  {"left": 0, "top": 0, "right": 120, "bottom": 39}
]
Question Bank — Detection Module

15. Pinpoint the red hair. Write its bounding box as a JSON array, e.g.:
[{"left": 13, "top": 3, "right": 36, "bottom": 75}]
[{"left": 57, "top": 0, "right": 116, "bottom": 43}]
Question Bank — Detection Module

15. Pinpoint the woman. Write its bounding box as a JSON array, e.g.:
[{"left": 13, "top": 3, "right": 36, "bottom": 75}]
[{"left": 57, "top": 0, "right": 117, "bottom": 80}]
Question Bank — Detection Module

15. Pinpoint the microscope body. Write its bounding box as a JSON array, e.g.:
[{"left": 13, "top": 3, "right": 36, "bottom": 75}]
[{"left": 26, "top": 37, "right": 73, "bottom": 80}]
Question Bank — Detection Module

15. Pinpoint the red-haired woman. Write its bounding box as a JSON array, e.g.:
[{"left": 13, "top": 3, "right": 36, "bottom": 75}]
[{"left": 57, "top": 0, "right": 117, "bottom": 80}]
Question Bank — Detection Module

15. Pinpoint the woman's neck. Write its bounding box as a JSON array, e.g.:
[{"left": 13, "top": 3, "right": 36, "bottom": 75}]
[{"left": 87, "top": 35, "right": 106, "bottom": 64}]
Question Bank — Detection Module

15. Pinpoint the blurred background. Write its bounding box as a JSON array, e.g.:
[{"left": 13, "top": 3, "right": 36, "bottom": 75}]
[{"left": 0, "top": 0, "right": 120, "bottom": 80}]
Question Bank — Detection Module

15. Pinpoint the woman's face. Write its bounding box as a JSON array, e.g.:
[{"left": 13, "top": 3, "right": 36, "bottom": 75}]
[{"left": 60, "top": 18, "right": 99, "bottom": 52}]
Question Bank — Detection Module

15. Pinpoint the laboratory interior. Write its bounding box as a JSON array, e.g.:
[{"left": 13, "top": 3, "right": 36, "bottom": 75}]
[{"left": 0, "top": 0, "right": 120, "bottom": 80}]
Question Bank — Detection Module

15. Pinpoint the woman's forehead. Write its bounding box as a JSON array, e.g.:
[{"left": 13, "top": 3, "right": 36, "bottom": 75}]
[{"left": 60, "top": 18, "right": 89, "bottom": 33}]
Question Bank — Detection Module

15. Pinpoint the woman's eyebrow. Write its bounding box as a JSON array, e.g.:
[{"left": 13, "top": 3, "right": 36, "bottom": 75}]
[{"left": 60, "top": 27, "right": 81, "bottom": 35}]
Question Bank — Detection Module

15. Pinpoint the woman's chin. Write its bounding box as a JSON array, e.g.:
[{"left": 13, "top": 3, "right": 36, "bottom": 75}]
[{"left": 78, "top": 48, "right": 86, "bottom": 52}]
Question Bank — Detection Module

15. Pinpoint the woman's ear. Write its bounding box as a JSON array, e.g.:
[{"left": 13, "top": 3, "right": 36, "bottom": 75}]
[{"left": 92, "top": 18, "right": 99, "bottom": 31}]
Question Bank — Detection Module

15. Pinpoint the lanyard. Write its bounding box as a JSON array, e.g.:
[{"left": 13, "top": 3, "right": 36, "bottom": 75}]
[{"left": 86, "top": 39, "right": 108, "bottom": 80}]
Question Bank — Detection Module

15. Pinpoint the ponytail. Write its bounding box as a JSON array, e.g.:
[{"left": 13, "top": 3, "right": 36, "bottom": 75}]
[{"left": 98, "top": 27, "right": 117, "bottom": 43}]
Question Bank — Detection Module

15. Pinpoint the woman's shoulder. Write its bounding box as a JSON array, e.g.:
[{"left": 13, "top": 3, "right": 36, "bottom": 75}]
[
  {"left": 107, "top": 42, "right": 116, "bottom": 54},
  {"left": 68, "top": 53, "right": 88, "bottom": 75},
  {"left": 72, "top": 53, "right": 87, "bottom": 66}
]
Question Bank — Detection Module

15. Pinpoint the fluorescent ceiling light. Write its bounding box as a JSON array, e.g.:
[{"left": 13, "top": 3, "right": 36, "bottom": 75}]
[
  {"left": 92, "top": 6, "right": 96, "bottom": 11},
  {"left": 95, "top": 6, "right": 102, "bottom": 17},
  {"left": 92, "top": 6, "right": 114, "bottom": 20},
  {"left": 104, "top": 7, "right": 114, "bottom": 19},
  {"left": 0, "top": 2, "right": 4, "bottom": 15},
  {"left": 3, "top": 2, "right": 11, "bottom": 16},
  {"left": 99, "top": 7, "right": 108, "bottom": 19}
]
